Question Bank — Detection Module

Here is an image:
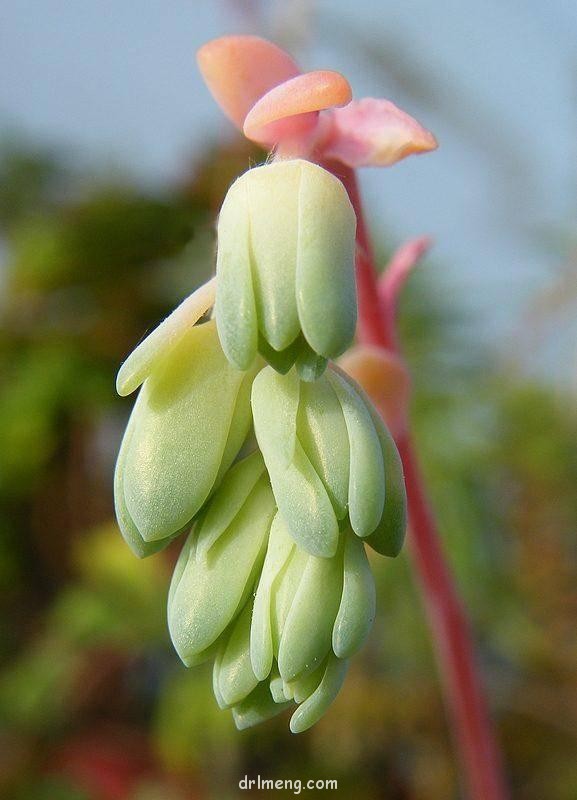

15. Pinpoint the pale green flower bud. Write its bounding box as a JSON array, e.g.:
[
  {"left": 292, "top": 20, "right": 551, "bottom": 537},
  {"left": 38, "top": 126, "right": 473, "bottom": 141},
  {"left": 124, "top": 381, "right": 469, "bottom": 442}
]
[
  {"left": 114, "top": 413, "right": 182, "bottom": 558},
  {"left": 251, "top": 364, "right": 407, "bottom": 558},
  {"left": 231, "top": 682, "right": 292, "bottom": 731},
  {"left": 334, "top": 365, "right": 408, "bottom": 557},
  {"left": 251, "top": 515, "right": 374, "bottom": 677},
  {"left": 275, "top": 533, "right": 343, "bottom": 683},
  {"left": 215, "top": 159, "right": 357, "bottom": 374},
  {"left": 245, "top": 515, "right": 375, "bottom": 733},
  {"left": 362, "top": 394, "right": 408, "bottom": 558},
  {"left": 206, "top": 513, "right": 376, "bottom": 732},
  {"left": 269, "top": 668, "right": 289, "bottom": 705},
  {"left": 212, "top": 600, "right": 259, "bottom": 709},
  {"left": 171, "top": 495, "right": 378, "bottom": 732},
  {"left": 114, "top": 319, "right": 257, "bottom": 548},
  {"left": 263, "top": 654, "right": 348, "bottom": 732},
  {"left": 230, "top": 652, "right": 348, "bottom": 733},
  {"left": 167, "top": 452, "right": 275, "bottom": 666},
  {"left": 332, "top": 528, "right": 377, "bottom": 658},
  {"left": 288, "top": 654, "right": 349, "bottom": 734}
]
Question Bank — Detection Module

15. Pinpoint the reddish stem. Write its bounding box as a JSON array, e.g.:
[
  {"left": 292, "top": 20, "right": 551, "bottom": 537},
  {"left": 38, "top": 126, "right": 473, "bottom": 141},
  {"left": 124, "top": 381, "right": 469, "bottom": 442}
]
[
  {"left": 334, "top": 163, "right": 508, "bottom": 800},
  {"left": 397, "top": 434, "right": 507, "bottom": 800}
]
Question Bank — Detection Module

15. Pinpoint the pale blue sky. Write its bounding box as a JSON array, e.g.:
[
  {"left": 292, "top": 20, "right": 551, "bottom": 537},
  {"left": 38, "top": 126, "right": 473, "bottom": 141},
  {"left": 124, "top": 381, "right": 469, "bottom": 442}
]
[{"left": 1, "top": 0, "right": 575, "bottom": 346}]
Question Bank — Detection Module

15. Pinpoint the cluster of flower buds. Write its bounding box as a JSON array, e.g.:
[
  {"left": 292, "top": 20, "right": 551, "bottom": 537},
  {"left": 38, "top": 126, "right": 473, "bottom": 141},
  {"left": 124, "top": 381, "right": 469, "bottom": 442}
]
[
  {"left": 115, "top": 156, "right": 406, "bottom": 732},
  {"left": 114, "top": 34, "right": 437, "bottom": 732}
]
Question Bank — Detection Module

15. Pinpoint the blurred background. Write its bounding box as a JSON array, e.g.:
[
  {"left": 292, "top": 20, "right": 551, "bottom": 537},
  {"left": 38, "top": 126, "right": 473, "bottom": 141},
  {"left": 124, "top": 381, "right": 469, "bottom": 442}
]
[{"left": 0, "top": 1, "right": 576, "bottom": 798}]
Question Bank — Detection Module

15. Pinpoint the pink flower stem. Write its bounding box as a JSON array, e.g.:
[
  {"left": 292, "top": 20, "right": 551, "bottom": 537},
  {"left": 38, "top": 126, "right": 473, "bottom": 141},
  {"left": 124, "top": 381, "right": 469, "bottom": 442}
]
[{"left": 334, "top": 163, "right": 508, "bottom": 800}]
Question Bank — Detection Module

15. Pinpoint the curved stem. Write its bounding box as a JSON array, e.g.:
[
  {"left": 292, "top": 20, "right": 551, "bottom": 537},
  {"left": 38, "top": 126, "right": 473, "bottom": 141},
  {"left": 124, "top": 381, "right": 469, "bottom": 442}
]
[{"left": 333, "top": 163, "right": 508, "bottom": 800}]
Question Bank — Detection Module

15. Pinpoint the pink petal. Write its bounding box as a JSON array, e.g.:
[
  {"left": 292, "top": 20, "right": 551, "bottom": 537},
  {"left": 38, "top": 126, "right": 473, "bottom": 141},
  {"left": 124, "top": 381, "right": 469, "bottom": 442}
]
[
  {"left": 243, "top": 70, "right": 352, "bottom": 147},
  {"left": 197, "top": 35, "right": 300, "bottom": 130},
  {"left": 320, "top": 98, "right": 437, "bottom": 168}
]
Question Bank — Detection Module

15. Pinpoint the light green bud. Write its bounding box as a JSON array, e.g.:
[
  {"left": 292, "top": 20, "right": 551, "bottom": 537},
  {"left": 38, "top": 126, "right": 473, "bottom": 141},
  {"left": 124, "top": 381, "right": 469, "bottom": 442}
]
[
  {"left": 250, "top": 367, "right": 339, "bottom": 557},
  {"left": 114, "top": 319, "right": 256, "bottom": 546},
  {"left": 213, "top": 600, "right": 259, "bottom": 709},
  {"left": 215, "top": 159, "right": 357, "bottom": 374},
  {"left": 232, "top": 682, "right": 291, "bottom": 731},
  {"left": 250, "top": 512, "right": 298, "bottom": 682},
  {"left": 114, "top": 412, "right": 183, "bottom": 558},
  {"left": 332, "top": 531, "right": 376, "bottom": 659},
  {"left": 337, "top": 367, "right": 408, "bottom": 558},
  {"left": 183, "top": 509, "right": 378, "bottom": 732},
  {"left": 361, "top": 407, "right": 407, "bottom": 557},
  {"left": 242, "top": 515, "right": 375, "bottom": 732},
  {"left": 251, "top": 516, "right": 374, "bottom": 679},
  {"left": 289, "top": 654, "right": 349, "bottom": 734},
  {"left": 230, "top": 653, "right": 348, "bottom": 733},
  {"left": 167, "top": 454, "right": 276, "bottom": 666},
  {"left": 269, "top": 668, "right": 288, "bottom": 705},
  {"left": 276, "top": 535, "right": 344, "bottom": 683},
  {"left": 251, "top": 364, "right": 407, "bottom": 558}
]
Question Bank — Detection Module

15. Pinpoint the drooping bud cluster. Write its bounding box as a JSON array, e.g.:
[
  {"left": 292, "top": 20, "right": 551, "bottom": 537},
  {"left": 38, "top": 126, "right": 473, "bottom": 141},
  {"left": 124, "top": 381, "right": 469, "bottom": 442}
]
[{"left": 114, "top": 158, "right": 407, "bottom": 732}]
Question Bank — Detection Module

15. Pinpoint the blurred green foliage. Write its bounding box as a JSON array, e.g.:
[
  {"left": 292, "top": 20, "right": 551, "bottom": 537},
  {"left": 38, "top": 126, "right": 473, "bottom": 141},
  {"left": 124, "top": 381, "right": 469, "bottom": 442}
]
[{"left": 0, "top": 136, "right": 575, "bottom": 800}]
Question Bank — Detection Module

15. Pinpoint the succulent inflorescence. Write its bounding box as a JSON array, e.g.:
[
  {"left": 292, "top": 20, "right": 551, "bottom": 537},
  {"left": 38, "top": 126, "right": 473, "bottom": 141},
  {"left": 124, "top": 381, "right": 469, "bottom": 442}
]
[
  {"left": 115, "top": 156, "right": 406, "bottom": 733},
  {"left": 114, "top": 34, "right": 437, "bottom": 733}
]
